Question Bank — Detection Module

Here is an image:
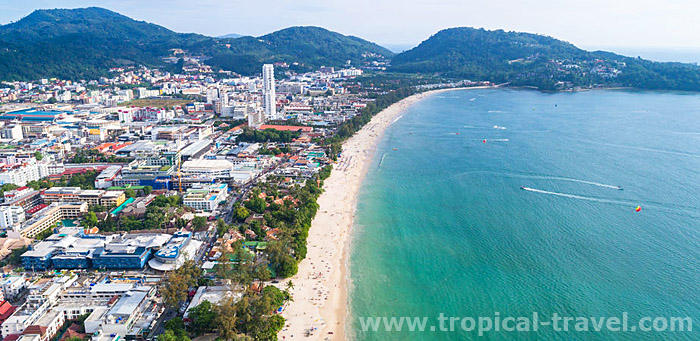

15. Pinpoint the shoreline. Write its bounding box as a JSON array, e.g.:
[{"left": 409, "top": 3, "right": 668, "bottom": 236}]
[{"left": 278, "top": 86, "right": 492, "bottom": 340}]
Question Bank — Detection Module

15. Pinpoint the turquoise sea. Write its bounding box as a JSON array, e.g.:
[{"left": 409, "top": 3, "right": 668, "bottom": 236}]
[{"left": 349, "top": 89, "right": 700, "bottom": 340}]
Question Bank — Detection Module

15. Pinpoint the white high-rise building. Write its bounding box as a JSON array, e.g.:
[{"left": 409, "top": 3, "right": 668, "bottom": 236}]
[
  {"left": 262, "top": 64, "right": 279, "bottom": 120},
  {"left": 0, "top": 206, "right": 25, "bottom": 228}
]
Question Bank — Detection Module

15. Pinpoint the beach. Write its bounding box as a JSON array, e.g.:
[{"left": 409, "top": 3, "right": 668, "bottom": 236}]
[{"left": 278, "top": 86, "right": 489, "bottom": 340}]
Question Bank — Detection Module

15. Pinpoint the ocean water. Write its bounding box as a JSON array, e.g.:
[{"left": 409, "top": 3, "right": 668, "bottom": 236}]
[{"left": 349, "top": 89, "right": 700, "bottom": 340}]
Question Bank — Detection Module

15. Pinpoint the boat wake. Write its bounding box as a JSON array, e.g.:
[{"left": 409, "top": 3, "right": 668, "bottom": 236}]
[
  {"left": 521, "top": 187, "right": 627, "bottom": 205},
  {"left": 488, "top": 110, "right": 505, "bottom": 113},
  {"left": 520, "top": 187, "right": 700, "bottom": 219},
  {"left": 378, "top": 153, "right": 387, "bottom": 169},
  {"left": 548, "top": 177, "right": 622, "bottom": 190},
  {"left": 459, "top": 171, "right": 623, "bottom": 190},
  {"left": 493, "top": 125, "right": 507, "bottom": 130},
  {"left": 392, "top": 115, "right": 404, "bottom": 124}
]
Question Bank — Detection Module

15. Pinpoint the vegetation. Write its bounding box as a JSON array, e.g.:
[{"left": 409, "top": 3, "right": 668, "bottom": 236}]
[
  {"left": 0, "top": 183, "right": 19, "bottom": 197},
  {"left": 0, "top": 7, "right": 212, "bottom": 80},
  {"left": 326, "top": 87, "right": 418, "bottom": 155},
  {"left": 118, "top": 98, "right": 193, "bottom": 109},
  {"left": 70, "top": 149, "right": 131, "bottom": 163},
  {"left": 27, "top": 170, "right": 101, "bottom": 190},
  {"left": 0, "top": 8, "right": 391, "bottom": 80},
  {"left": 183, "top": 287, "right": 288, "bottom": 341},
  {"left": 191, "top": 216, "right": 207, "bottom": 230},
  {"left": 159, "top": 260, "right": 200, "bottom": 308},
  {"left": 207, "top": 26, "right": 393, "bottom": 75},
  {"left": 34, "top": 227, "right": 55, "bottom": 240},
  {"left": 236, "top": 128, "right": 301, "bottom": 143},
  {"left": 159, "top": 317, "right": 190, "bottom": 341},
  {"left": 186, "top": 300, "right": 216, "bottom": 335},
  {"left": 258, "top": 145, "right": 291, "bottom": 156},
  {"left": 389, "top": 27, "right": 700, "bottom": 91},
  {"left": 91, "top": 195, "right": 184, "bottom": 232},
  {"left": 0, "top": 246, "right": 28, "bottom": 267}
]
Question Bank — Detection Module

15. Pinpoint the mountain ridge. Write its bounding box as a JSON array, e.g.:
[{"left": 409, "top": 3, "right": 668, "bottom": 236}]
[
  {"left": 0, "top": 7, "right": 393, "bottom": 80},
  {"left": 390, "top": 27, "right": 700, "bottom": 91},
  {"left": 2, "top": 8, "right": 700, "bottom": 92}
]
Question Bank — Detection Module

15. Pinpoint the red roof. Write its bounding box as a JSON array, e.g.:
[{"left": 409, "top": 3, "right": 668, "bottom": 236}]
[
  {"left": 26, "top": 204, "right": 48, "bottom": 215},
  {"left": 0, "top": 301, "right": 16, "bottom": 323},
  {"left": 0, "top": 301, "right": 13, "bottom": 315},
  {"left": 22, "top": 325, "right": 48, "bottom": 336}
]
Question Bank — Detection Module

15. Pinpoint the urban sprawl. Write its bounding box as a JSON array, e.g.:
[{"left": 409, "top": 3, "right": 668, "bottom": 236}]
[{"left": 0, "top": 62, "right": 480, "bottom": 341}]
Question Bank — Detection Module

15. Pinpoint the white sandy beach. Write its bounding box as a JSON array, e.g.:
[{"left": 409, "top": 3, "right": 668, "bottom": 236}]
[{"left": 278, "top": 86, "right": 491, "bottom": 340}]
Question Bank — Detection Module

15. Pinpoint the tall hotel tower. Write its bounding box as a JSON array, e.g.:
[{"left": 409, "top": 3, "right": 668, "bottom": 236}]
[{"left": 262, "top": 64, "right": 278, "bottom": 120}]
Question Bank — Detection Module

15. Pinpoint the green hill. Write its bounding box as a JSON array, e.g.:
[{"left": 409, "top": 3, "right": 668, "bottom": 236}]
[
  {"left": 0, "top": 8, "right": 393, "bottom": 80},
  {"left": 206, "top": 26, "right": 394, "bottom": 74},
  {"left": 0, "top": 7, "right": 212, "bottom": 80},
  {"left": 391, "top": 27, "right": 700, "bottom": 91}
]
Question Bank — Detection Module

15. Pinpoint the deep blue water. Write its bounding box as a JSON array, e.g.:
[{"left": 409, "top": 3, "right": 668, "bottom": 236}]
[{"left": 349, "top": 89, "right": 700, "bottom": 340}]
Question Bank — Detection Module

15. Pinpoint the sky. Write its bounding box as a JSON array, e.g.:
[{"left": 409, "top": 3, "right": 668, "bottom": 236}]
[{"left": 2, "top": 0, "right": 700, "bottom": 54}]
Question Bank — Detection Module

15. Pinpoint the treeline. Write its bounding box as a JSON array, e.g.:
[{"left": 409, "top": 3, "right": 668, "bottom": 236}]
[
  {"left": 25, "top": 170, "right": 99, "bottom": 190},
  {"left": 160, "top": 287, "right": 288, "bottom": 341},
  {"left": 159, "top": 257, "right": 289, "bottom": 340},
  {"left": 70, "top": 149, "right": 132, "bottom": 164},
  {"left": 225, "top": 166, "right": 331, "bottom": 278},
  {"left": 326, "top": 87, "right": 418, "bottom": 157},
  {"left": 236, "top": 128, "right": 301, "bottom": 143}
]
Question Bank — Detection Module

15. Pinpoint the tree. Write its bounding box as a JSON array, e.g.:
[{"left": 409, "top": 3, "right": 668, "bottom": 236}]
[
  {"left": 0, "top": 183, "right": 19, "bottom": 197},
  {"left": 265, "top": 241, "right": 298, "bottom": 278},
  {"left": 47, "top": 97, "right": 58, "bottom": 104},
  {"left": 34, "top": 151, "right": 44, "bottom": 161},
  {"left": 82, "top": 212, "right": 99, "bottom": 228},
  {"left": 164, "top": 317, "right": 185, "bottom": 334},
  {"left": 124, "top": 188, "right": 136, "bottom": 198},
  {"left": 233, "top": 206, "right": 250, "bottom": 222},
  {"left": 214, "top": 295, "right": 239, "bottom": 340},
  {"left": 191, "top": 216, "right": 207, "bottom": 231},
  {"left": 65, "top": 337, "right": 84, "bottom": 341},
  {"left": 159, "top": 260, "right": 199, "bottom": 308},
  {"left": 1, "top": 246, "right": 27, "bottom": 267},
  {"left": 157, "top": 329, "right": 189, "bottom": 341},
  {"left": 188, "top": 300, "right": 216, "bottom": 335},
  {"left": 244, "top": 197, "right": 266, "bottom": 214},
  {"left": 143, "top": 186, "right": 153, "bottom": 195}
]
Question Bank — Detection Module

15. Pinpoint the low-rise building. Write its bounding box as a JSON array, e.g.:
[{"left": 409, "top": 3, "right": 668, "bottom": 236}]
[
  {"left": 18, "top": 202, "right": 87, "bottom": 239},
  {"left": 2, "top": 276, "right": 27, "bottom": 301},
  {"left": 183, "top": 183, "right": 228, "bottom": 212}
]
